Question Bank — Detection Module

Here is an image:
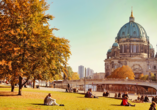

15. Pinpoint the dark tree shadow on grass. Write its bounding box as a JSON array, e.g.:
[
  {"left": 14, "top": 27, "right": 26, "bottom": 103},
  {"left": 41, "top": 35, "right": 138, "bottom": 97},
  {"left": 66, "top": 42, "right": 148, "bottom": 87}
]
[
  {"left": 31, "top": 103, "right": 46, "bottom": 106},
  {"left": 110, "top": 104, "right": 122, "bottom": 106},
  {"left": 0, "top": 86, "right": 11, "bottom": 88},
  {"left": 77, "top": 96, "right": 87, "bottom": 98},
  {"left": 0, "top": 92, "right": 18, "bottom": 96},
  {"left": 99, "top": 96, "right": 123, "bottom": 100}
]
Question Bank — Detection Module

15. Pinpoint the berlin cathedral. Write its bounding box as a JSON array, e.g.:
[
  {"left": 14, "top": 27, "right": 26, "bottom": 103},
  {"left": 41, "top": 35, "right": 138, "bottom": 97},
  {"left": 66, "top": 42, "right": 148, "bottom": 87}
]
[{"left": 105, "top": 10, "right": 157, "bottom": 79}]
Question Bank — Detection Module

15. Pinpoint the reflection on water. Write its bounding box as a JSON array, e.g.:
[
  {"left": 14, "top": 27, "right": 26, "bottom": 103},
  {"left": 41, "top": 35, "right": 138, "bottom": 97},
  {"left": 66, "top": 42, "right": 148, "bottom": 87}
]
[{"left": 77, "top": 84, "right": 97, "bottom": 92}]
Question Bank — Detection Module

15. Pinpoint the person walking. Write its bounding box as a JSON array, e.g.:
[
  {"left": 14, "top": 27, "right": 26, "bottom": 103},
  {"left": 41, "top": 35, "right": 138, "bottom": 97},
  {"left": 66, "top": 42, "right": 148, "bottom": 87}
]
[
  {"left": 67, "top": 83, "right": 70, "bottom": 90},
  {"left": 53, "top": 82, "right": 55, "bottom": 88}
]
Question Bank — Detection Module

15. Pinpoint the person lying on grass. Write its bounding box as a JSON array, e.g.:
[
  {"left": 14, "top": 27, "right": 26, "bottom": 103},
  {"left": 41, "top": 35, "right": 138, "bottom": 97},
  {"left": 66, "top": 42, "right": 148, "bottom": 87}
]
[
  {"left": 131, "top": 95, "right": 143, "bottom": 103},
  {"left": 122, "top": 96, "right": 135, "bottom": 107},
  {"left": 44, "top": 93, "right": 59, "bottom": 106}
]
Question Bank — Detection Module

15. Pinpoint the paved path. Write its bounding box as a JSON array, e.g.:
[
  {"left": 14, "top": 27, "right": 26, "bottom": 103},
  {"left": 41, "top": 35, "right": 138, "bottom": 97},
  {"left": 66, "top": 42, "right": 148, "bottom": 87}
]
[{"left": 39, "top": 87, "right": 153, "bottom": 101}]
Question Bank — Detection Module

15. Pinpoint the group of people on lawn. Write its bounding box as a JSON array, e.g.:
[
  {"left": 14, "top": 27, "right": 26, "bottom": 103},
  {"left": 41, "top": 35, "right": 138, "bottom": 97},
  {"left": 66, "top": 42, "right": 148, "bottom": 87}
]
[
  {"left": 114, "top": 92, "right": 122, "bottom": 98},
  {"left": 136, "top": 95, "right": 150, "bottom": 102},
  {"left": 44, "top": 89, "right": 157, "bottom": 109}
]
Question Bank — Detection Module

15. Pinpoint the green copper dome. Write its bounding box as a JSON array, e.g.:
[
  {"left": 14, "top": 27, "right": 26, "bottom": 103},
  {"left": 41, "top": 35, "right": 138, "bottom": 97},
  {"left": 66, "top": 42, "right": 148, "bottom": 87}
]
[
  {"left": 116, "top": 22, "right": 148, "bottom": 40},
  {"left": 116, "top": 11, "right": 149, "bottom": 41},
  {"left": 149, "top": 44, "right": 153, "bottom": 49},
  {"left": 107, "top": 49, "right": 112, "bottom": 53},
  {"left": 112, "top": 42, "right": 119, "bottom": 47}
]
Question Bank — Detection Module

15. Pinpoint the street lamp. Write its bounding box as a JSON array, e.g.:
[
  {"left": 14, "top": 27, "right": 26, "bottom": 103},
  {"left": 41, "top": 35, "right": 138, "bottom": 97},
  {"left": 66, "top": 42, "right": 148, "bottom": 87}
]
[
  {"left": 84, "top": 68, "right": 86, "bottom": 93},
  {"left": 147, "top": 60, "right": 151, "bottom": 80}
]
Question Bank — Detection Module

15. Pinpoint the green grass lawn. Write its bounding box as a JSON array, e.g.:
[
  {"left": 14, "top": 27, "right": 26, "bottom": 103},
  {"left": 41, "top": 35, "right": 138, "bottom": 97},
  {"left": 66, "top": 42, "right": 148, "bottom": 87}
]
[{"left": 0, "top": 85, "right": 151, "bottom": 110}]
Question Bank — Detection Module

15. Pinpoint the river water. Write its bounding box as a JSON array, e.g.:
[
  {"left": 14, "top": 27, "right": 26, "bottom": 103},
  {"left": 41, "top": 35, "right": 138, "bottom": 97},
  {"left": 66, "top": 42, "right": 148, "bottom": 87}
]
[{"left": 76, "top": 84, "right": 97, "bottom": 91}]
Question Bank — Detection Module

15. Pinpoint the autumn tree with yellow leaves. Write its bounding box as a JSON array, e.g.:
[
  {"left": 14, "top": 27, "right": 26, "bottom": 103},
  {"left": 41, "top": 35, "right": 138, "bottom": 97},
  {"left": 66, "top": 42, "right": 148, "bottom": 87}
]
[
  {"left": 71, "top": 72, "right": 80, "bottom": 80},
  {"left": 0, "top": 0, "right": 71, "bottom": 95},
  {"left": 107, "top": 65, "right": 135, "bottom": 79}
]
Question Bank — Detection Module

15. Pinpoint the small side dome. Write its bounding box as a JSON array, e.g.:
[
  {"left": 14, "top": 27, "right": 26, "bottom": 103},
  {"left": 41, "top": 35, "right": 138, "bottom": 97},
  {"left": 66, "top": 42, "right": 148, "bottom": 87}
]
[
  {"left": 112, "top": 42, "right": 119, "bottom": 47},
  {"left": 107, "top": 49, "right": 112, "bottom": 53},
  {"left": 149, "top": 44, "right": 153, "bottom": 49}
]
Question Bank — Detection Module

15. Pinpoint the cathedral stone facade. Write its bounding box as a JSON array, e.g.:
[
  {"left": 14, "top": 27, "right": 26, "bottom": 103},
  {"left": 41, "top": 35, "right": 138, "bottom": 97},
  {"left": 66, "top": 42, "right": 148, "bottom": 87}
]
[{"left": 105, "top": 11, "right": 157, "bottom": 79}]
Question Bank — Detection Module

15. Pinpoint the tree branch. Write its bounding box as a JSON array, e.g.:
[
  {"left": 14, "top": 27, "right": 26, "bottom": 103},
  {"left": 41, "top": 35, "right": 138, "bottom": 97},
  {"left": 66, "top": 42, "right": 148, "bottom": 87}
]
[{"left": 22, "top": 76, "right": 30, "bottom": 86}]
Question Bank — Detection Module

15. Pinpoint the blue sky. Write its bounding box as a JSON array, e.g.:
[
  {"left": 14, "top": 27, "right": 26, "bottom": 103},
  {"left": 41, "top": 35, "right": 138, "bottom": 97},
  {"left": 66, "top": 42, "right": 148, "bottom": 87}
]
[{"left": 46, "top": 0, "right": 157, "bottom": 73}]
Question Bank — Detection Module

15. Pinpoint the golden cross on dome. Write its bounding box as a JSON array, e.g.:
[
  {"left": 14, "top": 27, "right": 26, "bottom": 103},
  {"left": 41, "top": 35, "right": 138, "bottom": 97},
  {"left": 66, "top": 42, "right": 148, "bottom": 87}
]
[{"left": 130, "top": 6, "right": 134, "bottom": 17}]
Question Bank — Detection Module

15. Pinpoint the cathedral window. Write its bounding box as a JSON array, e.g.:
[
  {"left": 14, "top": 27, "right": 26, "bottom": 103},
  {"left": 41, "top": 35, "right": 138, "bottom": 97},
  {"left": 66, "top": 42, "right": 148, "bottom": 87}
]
[
  {"left": 124, "top": 45, "right": 127, "bottom": 53},
  {"left": 133, "top": 45, "right": 136, "bottom": 53},
  {"left": 148, "top": 65, "right": 151, "bottom": 69},
  {"left": 133, "top": 31, "right": 136, "bottom": 36},
  {"left": 136, "top": 45, "right": 139, "bottom": 53},
  {"left": 154, "top": 66, "right": 156, "bottom": 69},
  {"left": 115, "top": 65, "right": 117, "bottom": 69},
  {"left": 120, "top": 45, "right": 122, "bottom": 53},
  {"left": 112, "top": 64, "right": 114, "bottom": 68},
  {"left": 122, "top": 32, "right": 125, "bottom": 36},
  {"left": 122, "top": 45, "right": 124, "bottom": 53}
]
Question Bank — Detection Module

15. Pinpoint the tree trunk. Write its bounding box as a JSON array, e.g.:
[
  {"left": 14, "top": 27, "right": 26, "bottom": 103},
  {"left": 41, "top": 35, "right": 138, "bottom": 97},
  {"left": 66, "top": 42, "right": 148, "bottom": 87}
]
[
  {"left": 18, "top": 76, "right": 23, "bottom": 95},
  {"left": 11, "top": 84, "right": 15, "bottom": 92},
  {"left": 46, "top": 81, "right": 47, "bottom": 87},
  {"left": 33, "top": 77, "right": 36, "bottom": 88}
]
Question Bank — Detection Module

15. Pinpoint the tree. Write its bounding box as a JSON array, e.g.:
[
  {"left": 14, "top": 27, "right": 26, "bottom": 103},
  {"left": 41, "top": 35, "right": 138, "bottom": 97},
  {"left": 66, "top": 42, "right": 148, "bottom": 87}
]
[
  {"left": 107, "top": 65, "right": 135, "bottom": 79},
  {"left": 71, "top": 72, "right": 79, "bottom": 80},
  {"left": 140, "top": 75, "right": 148, "bottom": 80},
  {"left": 0, "top": 0, "right": 71, "bottom": 95},
  {"left": 138, "top": 73, "right": 144, "bottom": 79},
  {"left": 66, "top": 66, "right": 74, "bottom": 80},
  {"left": 140, "top": 73, "right": 156, "bottom": 81},
  {"left": 150, "top": 73, "right": 156, "bottom": 81}
]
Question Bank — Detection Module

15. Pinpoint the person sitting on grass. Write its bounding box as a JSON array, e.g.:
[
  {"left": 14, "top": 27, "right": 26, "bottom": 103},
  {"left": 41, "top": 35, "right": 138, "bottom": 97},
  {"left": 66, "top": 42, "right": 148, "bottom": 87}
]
[
  {"left": 85, "top": 90, "right": 98, "bottom": 98},
  {"left": 144, "top": 95, "right": 149, "bottom": 102},
  {"left": 137, "top": 95, "right": 141, "bottom": 100},
  {"left": 44, "top": 93, "right": 59, "bottom": 106},
  {"left": 89, "top": 90, "right": 98, "bottom": 98},
  {"left": 115, "top": 93, "right": 118, "bottom": 98},
  {"left": 152, "top": 96, "right": 155, "bottom": 102},
  {"left": 106, "top": 91, "right": 109, "bottom": 97},
  {"left": 103, "top": 92, "right": 106, "bottom": 96},
  {"left": 154, "top": 96, "right": 157, "bottom": 103},
  {"left": 85, "top": 91, "right": 90, "bottom": 98},
  {"left": 122, "top": 92, "right": 129, "bottom": 98},
  {"left": 118, "top": 92, "right": 121, "bottom": 98},
  {"left": 132, "top": 95, "right": 143, "bottom": 103},
  {"left": 140, "top": 95, "right": 144, "bottom": 102},
  {"left": 122, "top": 96, "right": 135, "bottom": 107},
  {"left": 149, "top": 101, "right": 156, "bottom": 110},
  {"left": 121, "top": 92, "right": 129, "bottom": 105}
]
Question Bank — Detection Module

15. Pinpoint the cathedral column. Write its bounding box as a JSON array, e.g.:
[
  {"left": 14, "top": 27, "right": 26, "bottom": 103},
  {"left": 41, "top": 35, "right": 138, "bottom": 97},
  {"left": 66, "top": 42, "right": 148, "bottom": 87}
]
[
  {"left": 127, "top": 44, "right": 129, "bottom": 53},
  {"left": 136, "top": 45, "right": 139, "bottom": 53},
  {"left": 122, "top": 45, "right": 124, "bottom": 53},
  {"left": 145, "top": 45, "right": 147, "bottom": 53},
  {"left": 139, "top": 44, "right": 141, "bottom": 53},
  {"left": 132, "top": 44, "right": 133, "bottom": 53}
]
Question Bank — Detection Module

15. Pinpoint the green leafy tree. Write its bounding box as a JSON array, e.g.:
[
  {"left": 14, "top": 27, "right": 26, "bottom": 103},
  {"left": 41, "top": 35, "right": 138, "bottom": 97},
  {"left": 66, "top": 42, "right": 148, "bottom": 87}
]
[{"left": 66, "top": 66, "right": 74, "bottom": 80}]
